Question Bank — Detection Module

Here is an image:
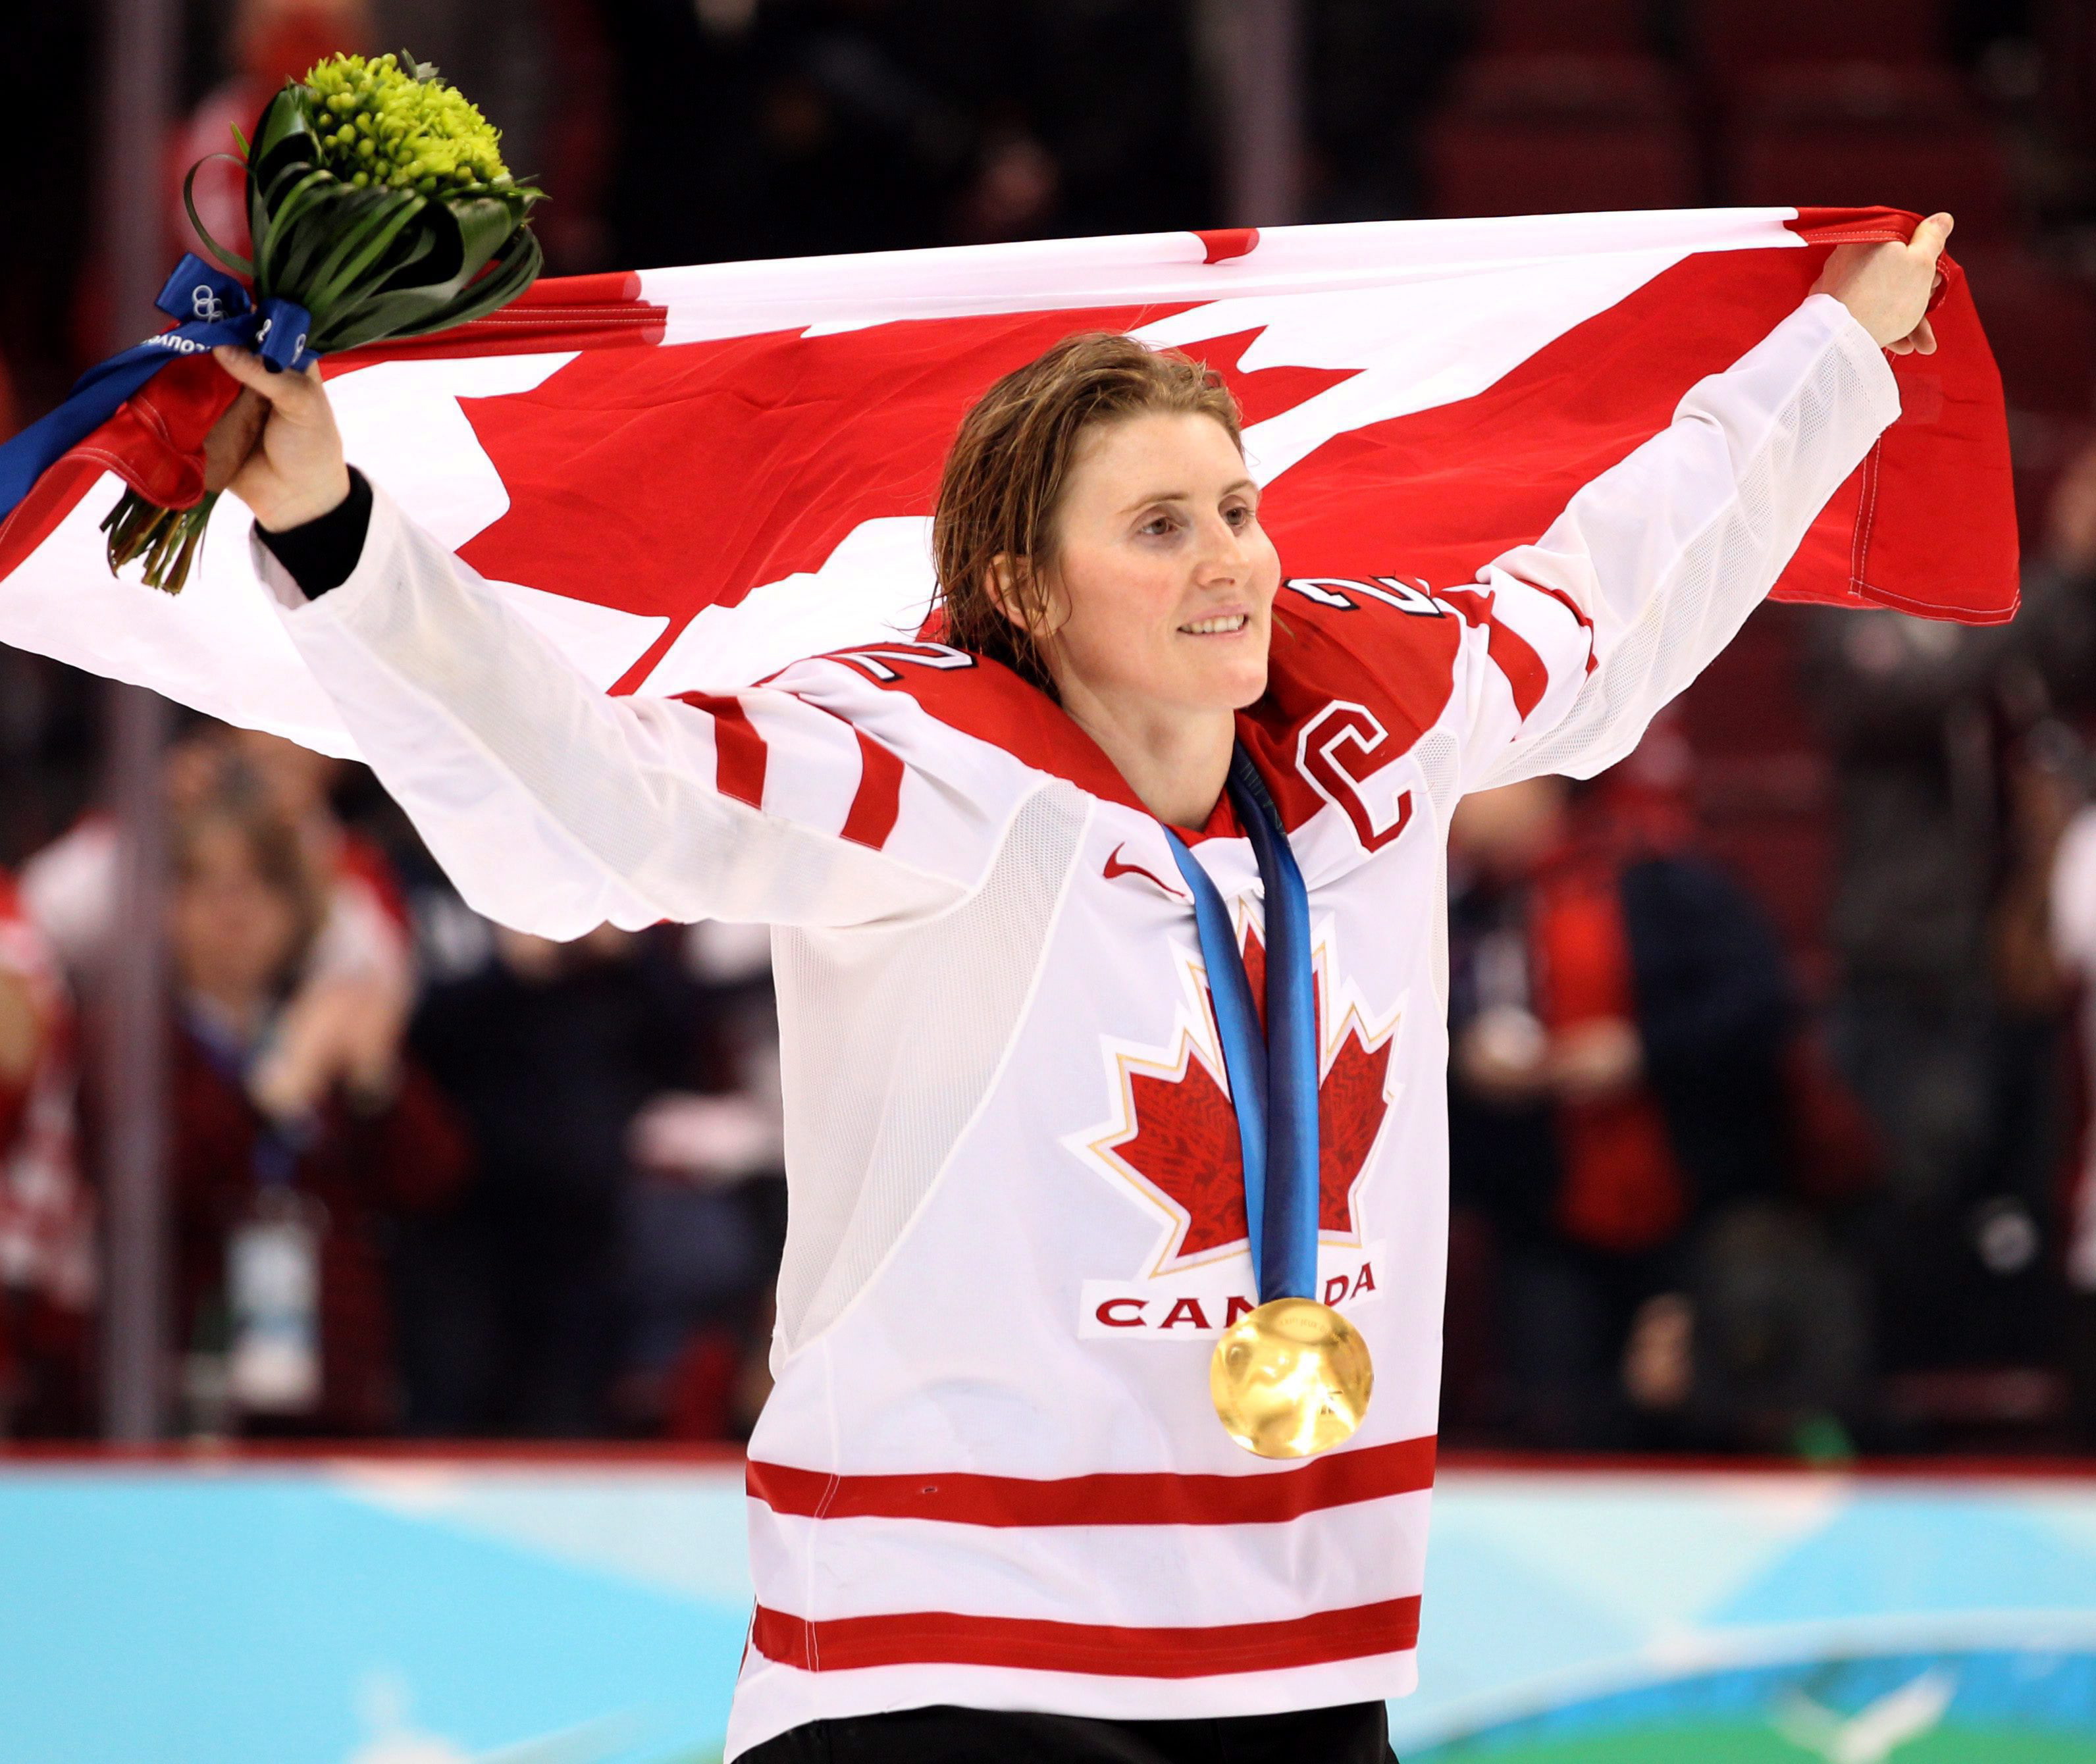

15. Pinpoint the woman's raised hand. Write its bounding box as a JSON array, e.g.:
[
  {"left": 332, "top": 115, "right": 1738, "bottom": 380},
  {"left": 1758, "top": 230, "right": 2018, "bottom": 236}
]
[
  {"left": 206, "top": 346, "right": 352, "bottom": 532},
  {"left": 1811, "top": 211, "right": 1954, "bottom": 356}
]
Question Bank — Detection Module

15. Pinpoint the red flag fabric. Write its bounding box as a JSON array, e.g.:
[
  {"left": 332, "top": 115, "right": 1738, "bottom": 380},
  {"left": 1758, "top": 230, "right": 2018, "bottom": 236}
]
[{"left": 0, "top": 206, "right": 2014, "bottom": 759}]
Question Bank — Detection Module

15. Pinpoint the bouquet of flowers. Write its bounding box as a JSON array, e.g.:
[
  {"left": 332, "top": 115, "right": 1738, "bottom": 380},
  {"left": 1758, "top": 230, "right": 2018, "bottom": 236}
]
[{"left": 101, "top": 51, "right": 542, "bottom": 592}]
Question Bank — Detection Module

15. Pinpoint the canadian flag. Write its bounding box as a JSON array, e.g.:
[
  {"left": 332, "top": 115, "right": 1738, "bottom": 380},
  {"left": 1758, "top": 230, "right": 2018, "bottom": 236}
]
[{"left": 0, "top": 206, "right": 2014, "bottom": 759}]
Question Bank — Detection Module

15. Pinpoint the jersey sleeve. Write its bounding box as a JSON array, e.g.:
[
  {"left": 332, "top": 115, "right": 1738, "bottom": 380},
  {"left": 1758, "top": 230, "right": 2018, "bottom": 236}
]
[
  {"left": 1456, "top": 292, "right": 1904, "bottom": 793},
  {"left": 255, "top": 484, "right": 1014, "bottom": 939}
]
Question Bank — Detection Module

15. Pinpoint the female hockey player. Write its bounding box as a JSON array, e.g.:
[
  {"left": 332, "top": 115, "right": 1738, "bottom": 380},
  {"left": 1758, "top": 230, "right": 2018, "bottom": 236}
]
[{"left": 208, "top": 212, "right": 1953, "bottom": 1764}]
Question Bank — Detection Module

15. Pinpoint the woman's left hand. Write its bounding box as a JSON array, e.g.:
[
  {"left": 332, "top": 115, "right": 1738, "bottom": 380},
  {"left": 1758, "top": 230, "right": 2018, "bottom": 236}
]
[{"left": 1811, "top": 211, "right": 1954, "bottom": 355}]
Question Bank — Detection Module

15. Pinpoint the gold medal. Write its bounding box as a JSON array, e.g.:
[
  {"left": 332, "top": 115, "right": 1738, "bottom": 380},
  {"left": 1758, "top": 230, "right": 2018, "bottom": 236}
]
[{"left": 1209, "top": 1296, "right": 1373, "bottom": 1459}]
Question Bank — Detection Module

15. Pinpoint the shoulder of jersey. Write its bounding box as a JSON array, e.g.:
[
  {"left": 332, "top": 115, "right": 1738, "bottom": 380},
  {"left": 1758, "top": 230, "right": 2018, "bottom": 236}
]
[
  {"left": 767, "top": 640, "right": 1145, "bottom": 811},
  {"left": 763, "top": 583, "right": 1475, "bottom": 833},
  {"left": 1251, "top": 578, "right": 1467, "bottom": 749}
]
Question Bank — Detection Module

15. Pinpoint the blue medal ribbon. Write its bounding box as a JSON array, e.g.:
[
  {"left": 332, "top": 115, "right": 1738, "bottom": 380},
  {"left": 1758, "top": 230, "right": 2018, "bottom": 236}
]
[
  {"left": 1163, "top": 744, "right": 1321, "bottom": 1305},
  {"left": 0, "top": 253, "right": 316, "bottom": 521}
]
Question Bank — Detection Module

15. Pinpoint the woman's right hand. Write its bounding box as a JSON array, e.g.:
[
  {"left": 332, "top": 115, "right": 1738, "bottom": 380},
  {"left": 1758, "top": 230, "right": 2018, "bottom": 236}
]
[{"left": 207, "top": 346, "right": 352, "bottom": 532}]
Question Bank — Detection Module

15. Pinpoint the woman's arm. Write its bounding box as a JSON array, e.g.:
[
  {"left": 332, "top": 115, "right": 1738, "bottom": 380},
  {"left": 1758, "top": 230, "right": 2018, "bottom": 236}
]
[
  {"left": 1455, "top": 217, "right": 1951, "bottom": 794},
  {"left": 214, "top": 353, "right": 1014, "bottom": 939}
]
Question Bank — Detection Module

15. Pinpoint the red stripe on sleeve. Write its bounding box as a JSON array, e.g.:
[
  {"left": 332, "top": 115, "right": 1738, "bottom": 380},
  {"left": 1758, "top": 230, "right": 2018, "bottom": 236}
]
[
  {"left": 750, "top": 1594, "right": 1421, "bottom": 1677},
  {"left": 1524, "top": 582, "right": 1599, "bottom": 677},
  {"left": 747, "top": 1434, "right": 1434, "bottom": 1527},
  {"left": 1438, "top": 588, "right": 1552, "bottom": 721},
  {"left": 839, "top": 730, "right": 904, "bottom": 850},
  {"left": 679, "top": 692, "right": 768, "bottom": 808}
]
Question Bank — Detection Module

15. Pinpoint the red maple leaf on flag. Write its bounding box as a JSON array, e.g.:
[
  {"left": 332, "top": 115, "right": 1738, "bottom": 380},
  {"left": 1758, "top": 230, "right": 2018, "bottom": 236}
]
[
  {"left": 1103, "top": 925, "right": 1394, "bottom": 1270},
  {"left": 448, "top": 313, "right": 1360, "bottom": 694},
  {"left": 438, "top": 236, "right": 1946, "bottom": 701}
]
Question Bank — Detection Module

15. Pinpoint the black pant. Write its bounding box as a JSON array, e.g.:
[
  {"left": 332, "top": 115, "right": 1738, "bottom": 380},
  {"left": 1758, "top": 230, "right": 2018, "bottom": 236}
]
[{"left": 741, "top": 1701, "right": 1397, "bottom": 1763}]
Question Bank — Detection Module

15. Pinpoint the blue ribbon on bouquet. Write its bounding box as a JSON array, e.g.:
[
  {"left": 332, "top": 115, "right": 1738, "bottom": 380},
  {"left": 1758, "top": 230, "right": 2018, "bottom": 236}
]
[
  {"left": 0, "top": 254, "right": 315, "bottom": 521},
  {"left": 1163, "top": 744, "right": 1322, "bottom": 1307}
]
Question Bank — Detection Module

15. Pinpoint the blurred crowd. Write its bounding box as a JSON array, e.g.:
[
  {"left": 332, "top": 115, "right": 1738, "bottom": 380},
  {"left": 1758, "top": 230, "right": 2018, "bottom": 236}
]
[
  {"left": 0, "top": 721, "right": 787, "bottom": 1439},
  {"left": 9, "top": 0, "right": 2096, "bottom": 1452}
]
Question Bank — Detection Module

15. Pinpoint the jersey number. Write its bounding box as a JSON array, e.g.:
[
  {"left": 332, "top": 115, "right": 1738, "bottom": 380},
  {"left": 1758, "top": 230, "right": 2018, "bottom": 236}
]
[{"left": 832, "top": 642, "right": 977, "bottom": 683}]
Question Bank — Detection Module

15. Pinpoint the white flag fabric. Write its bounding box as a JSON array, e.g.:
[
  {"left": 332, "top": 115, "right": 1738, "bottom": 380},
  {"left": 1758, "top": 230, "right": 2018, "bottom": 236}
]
[{"left": 0, "top": 205, "right": 2014, "bottom": 760}]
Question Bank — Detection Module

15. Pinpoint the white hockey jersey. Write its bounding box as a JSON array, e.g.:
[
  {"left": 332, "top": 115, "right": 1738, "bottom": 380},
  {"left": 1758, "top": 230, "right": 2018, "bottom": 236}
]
[{"left": 253, "top": 293, "right": 1900, "bottom": 1758}]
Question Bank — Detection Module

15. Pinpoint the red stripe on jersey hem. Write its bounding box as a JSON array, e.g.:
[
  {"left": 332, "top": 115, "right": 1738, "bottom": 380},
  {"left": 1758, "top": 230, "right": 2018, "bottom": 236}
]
[
  {"left": 841, "top": 729, "right": 904, "bottom": 849},
  {"left": 747, "top": 1434, "right": 1436, "bottom": 1527},
  {"left": 679, "top": 693, "right": 768, "bottom": 808},
  {"left": 750, "top": 1594, "right": 1421, "bottom": 1677}
]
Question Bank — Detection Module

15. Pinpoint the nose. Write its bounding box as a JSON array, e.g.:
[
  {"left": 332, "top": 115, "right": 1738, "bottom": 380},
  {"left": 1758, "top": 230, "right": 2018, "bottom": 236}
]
[{"left": 1192, "top": 509, "right": 1249, "bottom": 583}]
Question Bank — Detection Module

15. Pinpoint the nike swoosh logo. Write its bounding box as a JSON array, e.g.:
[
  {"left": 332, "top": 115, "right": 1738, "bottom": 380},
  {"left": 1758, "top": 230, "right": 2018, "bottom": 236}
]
[{"left": 1104, "top": 844, "right": 1187, "bottom": 896}]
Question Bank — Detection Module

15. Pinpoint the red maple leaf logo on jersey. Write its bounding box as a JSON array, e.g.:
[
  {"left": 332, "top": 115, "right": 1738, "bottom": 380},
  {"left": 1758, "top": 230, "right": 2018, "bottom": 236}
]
[{"left": 1080, "top": 923, "right": 1398, "bottom": 1273}]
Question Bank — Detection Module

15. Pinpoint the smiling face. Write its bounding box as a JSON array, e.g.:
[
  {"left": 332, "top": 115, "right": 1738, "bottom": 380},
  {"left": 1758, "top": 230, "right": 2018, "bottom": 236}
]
[{"left": 1023, "top": 411, "right": 1281, "bottom": 723}]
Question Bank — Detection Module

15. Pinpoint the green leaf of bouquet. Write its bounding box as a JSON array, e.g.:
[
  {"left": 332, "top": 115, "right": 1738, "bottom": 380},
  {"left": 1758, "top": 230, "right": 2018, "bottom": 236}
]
[
  {"left": 254, "top": 150, "right": 325, "bottom": 224},
  {"left": 300, "top": 190, "right": 428, "bottom": 314},
  {"left": 255, "top": 182, "right": 321, "bottom": 289},
  {"left": 182, "top": 155, "right": 255, "bottom": 276},
  {"left": 449, "top": 195, "right": 519, "bottom": 263},
  {"left": 400, "top": 228, "right": 541, "bottom": 336},
  {"left": 383, "top": 190, "right": 469, "bottom": 286},
  {"left": 246, "top": 167, "right": 276, "bottom": 272},
  {"left": 316, "top": 278, "right": 478, "bottom": 349},
  {"left": 248, "top": 107, "right": 328, "bottom": 255},
  {"left": 255, "top": 161, "right": 337, "bottom": 289},
  {"left": 258, "top": 169, "right": 352, "bottom": 292},
  {"left": 344, "top": 220, "right": 442, "bottom": 306},
  {"left": 249, "top": 84, "right": 323, "bottom": 187},
  {"left": 311, "top": 192, "right": 502, "bottom": 338},
  {"left": 294, "top": 207, "right": 452, "bottom": 344},
  {"left": 381, "top": 217, "right": 444, "bottom": 278},
  {"left": 419, "top": 228, "right": 542, "bottom": 328},
  {"left": 311, "top": 230, "right": 534, "bottom": 350},
  {"left": 306, "top": 246, "right": 446, "bottom": 345}
]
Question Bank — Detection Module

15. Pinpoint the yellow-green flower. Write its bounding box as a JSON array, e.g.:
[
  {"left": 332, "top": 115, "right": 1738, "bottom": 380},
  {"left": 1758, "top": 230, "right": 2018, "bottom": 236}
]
[{"left": 300, "top": 51, "right": 517, "bottom": 195}]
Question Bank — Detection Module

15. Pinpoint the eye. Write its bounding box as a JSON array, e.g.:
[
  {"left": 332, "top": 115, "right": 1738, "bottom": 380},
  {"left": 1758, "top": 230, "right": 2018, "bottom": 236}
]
[
  {"left": 1224, "top": 501, "right": 1255, "bottom": 528},
  {"left": 1140, "top": 513, "right": 1178, "bottom": 537}
]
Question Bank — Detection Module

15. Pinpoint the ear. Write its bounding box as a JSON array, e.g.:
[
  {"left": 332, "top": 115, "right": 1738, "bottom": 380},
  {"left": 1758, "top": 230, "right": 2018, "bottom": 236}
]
[
  {"left": 985, "top": 553, "right": 1072, "bottom": 652},
  {"left": 983, "top": 554, "right": 1020, "bottom": 625},
  {"left": 985, "top": 553, "right": 1064, "bottom": 636}
]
